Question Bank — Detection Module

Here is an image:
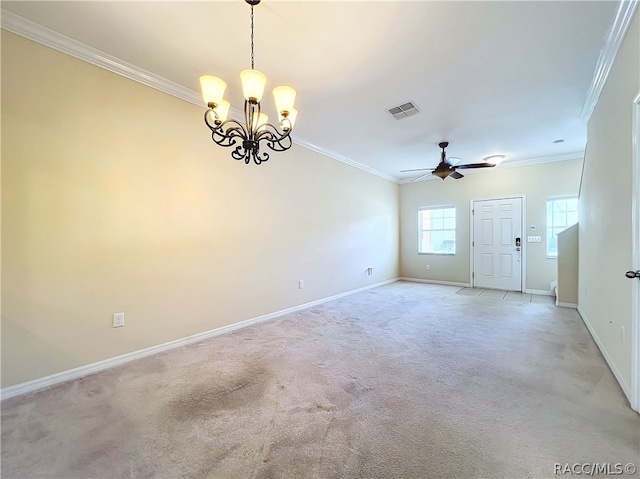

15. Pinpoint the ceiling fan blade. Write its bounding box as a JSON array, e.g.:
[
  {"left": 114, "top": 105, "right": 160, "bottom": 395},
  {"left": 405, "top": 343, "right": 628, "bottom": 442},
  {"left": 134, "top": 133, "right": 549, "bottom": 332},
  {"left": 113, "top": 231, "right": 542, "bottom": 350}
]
[
  {"left": 450, "top": 171, "right": 464, "bottom": 179},
  {"left": 400, "top": 168, "right": 435, "bottom": 173},
  {"left": 445, "top": 157, "right": 461, "bottom": 166},
  {"left": 455, "top": 163, "right": 496, "bottom": 170},
  {"left": 410, "top": 173, "right": 432, "bottom": 182}
]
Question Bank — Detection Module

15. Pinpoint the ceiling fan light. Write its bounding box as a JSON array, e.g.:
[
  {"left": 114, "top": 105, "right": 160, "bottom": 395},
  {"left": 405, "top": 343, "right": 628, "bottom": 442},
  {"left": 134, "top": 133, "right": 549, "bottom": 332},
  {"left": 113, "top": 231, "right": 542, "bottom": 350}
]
[
  {"left": 484, "top": 154, "right": 506, "bottom": 165},
  {"left": 273, "top": 86, "right": 296, "bottom": 115},
  {"left": 241, "top": 69, "right": 267, "bottom": 103},
  {"left": 433, "top": 169, "right": 450, "bottom": 180},
  {"left": 200, "top": 75, "right": 227, "bottom": 107}
]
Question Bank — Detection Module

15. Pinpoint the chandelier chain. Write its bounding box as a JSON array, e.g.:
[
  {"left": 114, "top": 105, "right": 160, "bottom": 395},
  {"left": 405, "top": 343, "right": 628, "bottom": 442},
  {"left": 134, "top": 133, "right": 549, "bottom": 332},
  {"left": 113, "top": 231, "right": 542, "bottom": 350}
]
[{"left": 250, "top": 5, "right": 255, "bottom": 69}]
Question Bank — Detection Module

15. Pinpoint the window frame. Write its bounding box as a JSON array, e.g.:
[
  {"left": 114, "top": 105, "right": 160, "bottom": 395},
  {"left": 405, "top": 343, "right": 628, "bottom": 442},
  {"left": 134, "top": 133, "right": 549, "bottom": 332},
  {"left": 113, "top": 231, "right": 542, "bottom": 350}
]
[
  {"left": 546, "top": 195, "right": 578, "bottom": 259},
  {"left": 418, "top": 205, "right": 457, "bottom": 255}
]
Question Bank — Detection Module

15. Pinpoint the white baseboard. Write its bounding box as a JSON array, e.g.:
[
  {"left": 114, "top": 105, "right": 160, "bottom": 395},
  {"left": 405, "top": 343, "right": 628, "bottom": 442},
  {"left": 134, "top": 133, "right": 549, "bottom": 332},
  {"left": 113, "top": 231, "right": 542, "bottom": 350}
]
[
  {"left": 1, "top": 278, "right": 399, "bottom": 401},
  {"left": 398, "top": 277, "right": 471, "bottom": 288},
  {"left": 525, "top": 289, "right": 554, "bottom": 296},
  {"left": 557, "top": 302, "right": 578, "bottom": 309},
  {"left": 576, "top": 306, "right": 632, "bottom": 404}
]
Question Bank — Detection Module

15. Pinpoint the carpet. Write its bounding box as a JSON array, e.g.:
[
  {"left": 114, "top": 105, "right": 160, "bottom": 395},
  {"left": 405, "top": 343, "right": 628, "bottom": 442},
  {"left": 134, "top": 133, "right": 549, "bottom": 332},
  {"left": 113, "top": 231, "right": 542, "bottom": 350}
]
[{"left": 2, "top": 282, "right": 638, "bottom": 478}]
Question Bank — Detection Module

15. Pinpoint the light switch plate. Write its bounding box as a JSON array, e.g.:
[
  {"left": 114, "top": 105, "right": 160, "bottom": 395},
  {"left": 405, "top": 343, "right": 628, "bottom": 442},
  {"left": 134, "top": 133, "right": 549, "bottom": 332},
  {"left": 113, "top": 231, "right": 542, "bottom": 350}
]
[
  {"left": 527, "top": 236, "right": 542, "bottom": 243},
  {"left": 113, "top": 312, "right": 125, "bottom": 328}
]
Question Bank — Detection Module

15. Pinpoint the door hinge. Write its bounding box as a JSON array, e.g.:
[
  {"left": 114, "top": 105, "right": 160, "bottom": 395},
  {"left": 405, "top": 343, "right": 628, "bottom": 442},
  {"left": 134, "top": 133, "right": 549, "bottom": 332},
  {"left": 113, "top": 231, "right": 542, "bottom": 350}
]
[
  {"left": 472, "top": 272, "right": 475, "bottom": 278},
  {"left": 472, "top": 241, "right": 474, "bottom": 247}
]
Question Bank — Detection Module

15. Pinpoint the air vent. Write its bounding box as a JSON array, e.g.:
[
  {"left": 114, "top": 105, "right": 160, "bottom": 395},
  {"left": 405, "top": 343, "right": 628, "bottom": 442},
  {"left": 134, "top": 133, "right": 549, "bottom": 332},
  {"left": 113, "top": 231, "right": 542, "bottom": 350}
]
[{"left": 387, "top": 101, "right": 420, "bottom": 120}]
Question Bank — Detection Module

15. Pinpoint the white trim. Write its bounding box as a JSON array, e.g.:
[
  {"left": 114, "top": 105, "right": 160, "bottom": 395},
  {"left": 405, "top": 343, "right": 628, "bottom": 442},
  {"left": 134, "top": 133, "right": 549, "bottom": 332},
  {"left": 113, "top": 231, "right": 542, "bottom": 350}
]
[
  {"left": 0, "top": 10, "right": 203, "bottom": 107},
  {"left": 470, "top": 195, "right": 527, "bottom": 292},
  {"left": 0, "top": 8, "right": 593, "bottom": 185},
  {"left": 525, "top": 289, "right": 553, "bottom": 296},
  {"left": 0, "top": 9, "right": 395, "bottom": 184},
  {"left": 400, "top": 153, "right": 584, "bottom": 184},
  {"left": 493, "top": 152, "right": 583, "bottom": 170},
  {"left": 631, "top": 92, "right": 640, "bottom": 412},
  {"left": 557, "top": 302, "right": 578, "bottom": 309},
  {"left": 0, "top": 278, "right": 398, "bottom": 401},
  {"left": 398, "top": 277, "right": 470, "bottom": 288},
  {"left": 291, "top": 138, "right": 398, "bottom": 183},
  {"left": 580, "top": 0, "right": 639, "bottom": 121},
  {"left": 577, "top": 306, "right": 632, "bottom": 403}
]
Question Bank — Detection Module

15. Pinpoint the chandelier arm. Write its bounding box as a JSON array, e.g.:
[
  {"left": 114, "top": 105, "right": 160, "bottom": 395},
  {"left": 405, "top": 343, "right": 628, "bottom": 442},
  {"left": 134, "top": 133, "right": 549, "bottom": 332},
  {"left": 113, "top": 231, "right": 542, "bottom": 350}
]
[
  {"left": 268, "top": 135, "right": 293, "bottom": 152},
  {"left": 212, "top": 119, "right": 247, "bottom": 136},
  {"left": 231, "top": 145, "right": 251, "bottom": 164},
  {"left": 253, "top": 148, "right": 269, "bottom": 165},
  {"left": 210, "top": 121, "right": 248, "bottom": 148},
  {"left": 255, "top": 123, "right": 293, "bottom": 152},
  {"left": 244, "top": 100, "right": 258, "bottom": 140},
  {"left": 203, "top": 109, "right": 220, "bottom": 130}
]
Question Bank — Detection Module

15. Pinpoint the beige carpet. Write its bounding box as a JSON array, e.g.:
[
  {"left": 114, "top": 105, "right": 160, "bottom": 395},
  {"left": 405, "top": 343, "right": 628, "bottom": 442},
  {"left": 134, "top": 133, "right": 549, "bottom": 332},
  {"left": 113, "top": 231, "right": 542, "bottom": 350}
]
[{"left": 2, "top": 282, "right": 638, "bottom": 478}]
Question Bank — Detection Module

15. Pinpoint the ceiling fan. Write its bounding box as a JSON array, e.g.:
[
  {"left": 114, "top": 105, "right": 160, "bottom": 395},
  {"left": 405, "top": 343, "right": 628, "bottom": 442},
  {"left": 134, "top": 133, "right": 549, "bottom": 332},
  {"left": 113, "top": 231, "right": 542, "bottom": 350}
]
[{"left": 401, "top": 142, "right": 497, "bottom": 181}]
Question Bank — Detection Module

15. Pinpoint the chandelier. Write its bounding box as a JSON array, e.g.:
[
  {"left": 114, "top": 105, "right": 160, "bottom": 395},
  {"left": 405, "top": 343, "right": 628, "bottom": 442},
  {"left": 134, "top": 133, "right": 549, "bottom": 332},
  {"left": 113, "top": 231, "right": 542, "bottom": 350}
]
[{"left": 199, "top": 0, "right": 298, "bottom": 165}]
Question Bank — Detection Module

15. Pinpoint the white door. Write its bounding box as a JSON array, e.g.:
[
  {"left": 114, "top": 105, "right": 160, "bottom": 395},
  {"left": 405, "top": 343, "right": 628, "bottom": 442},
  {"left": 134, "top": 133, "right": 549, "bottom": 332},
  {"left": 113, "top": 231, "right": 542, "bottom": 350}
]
[{"left": 472, "top": 197, "right": 523, "bottom": 291}]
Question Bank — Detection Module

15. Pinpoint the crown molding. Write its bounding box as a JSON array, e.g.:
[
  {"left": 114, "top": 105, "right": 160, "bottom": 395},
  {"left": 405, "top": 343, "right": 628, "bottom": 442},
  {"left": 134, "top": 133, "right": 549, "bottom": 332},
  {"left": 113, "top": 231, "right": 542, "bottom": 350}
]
[
  {"left": 291, "top": 138, "right": 399, "bottom": 183},
  {"left": 399, "top": 151, "right": 584, "bottom": 184},
  {"left": 1, "top": 10, "right": 204, "bottom": 108},
  {"left": 1, "top": 9, "right": 395, "bottom": 183},
  {"left": 492, "top": 151, "right": 584, "bottom": 170},
  {"left": 580, "top": 0, "right": 639, "bottom": 122}
]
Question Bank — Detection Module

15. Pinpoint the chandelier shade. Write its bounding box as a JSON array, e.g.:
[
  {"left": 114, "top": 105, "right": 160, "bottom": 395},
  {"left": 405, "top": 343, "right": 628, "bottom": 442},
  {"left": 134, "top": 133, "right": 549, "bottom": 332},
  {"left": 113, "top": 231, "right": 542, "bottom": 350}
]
[
  {"left": 200, "top": 0, "right": 298, "bottom": 165},
  {"left": 273, "top": 86, "right": 296, "bottom": 115},
  {"left": 199, "top": 76, "right": 227, "bottom": 107},
  {"left": 240, "top": 69, "right": 267, "bottom": 103},
  {"left": 281, "top": 108, "right": 297, "bottom": 131},
  {"left": 214, "top": 100, "right": 231, "bottom": 123}
]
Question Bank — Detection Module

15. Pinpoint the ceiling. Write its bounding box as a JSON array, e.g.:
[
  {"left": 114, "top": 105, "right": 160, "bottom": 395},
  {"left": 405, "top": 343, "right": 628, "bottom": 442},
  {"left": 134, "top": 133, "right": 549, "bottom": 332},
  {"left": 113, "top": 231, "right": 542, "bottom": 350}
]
[{"left": 1, "top": 1, "right": 619, "bottom": 182}]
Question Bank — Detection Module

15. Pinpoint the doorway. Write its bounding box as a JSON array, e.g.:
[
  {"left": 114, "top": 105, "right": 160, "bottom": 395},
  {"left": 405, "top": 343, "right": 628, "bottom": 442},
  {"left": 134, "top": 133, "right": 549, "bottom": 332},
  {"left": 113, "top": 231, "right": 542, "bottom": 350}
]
[{"left": 471, "top": 196, "right": 524, "bottom": 291}]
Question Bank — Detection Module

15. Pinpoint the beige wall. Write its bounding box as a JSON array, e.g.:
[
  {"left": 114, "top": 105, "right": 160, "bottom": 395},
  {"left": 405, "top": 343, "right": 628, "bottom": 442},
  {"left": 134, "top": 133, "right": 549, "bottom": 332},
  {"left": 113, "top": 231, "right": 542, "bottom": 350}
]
[
  {"left": 399, "top": 159, "right": 583, "bottom": 291},
  {"left": 1, "top": 31, "right": 400, "bottom": 388},
  {"left": 579, "top": 11, "right": 639, "bottom": 390},
  {"left": 557, "top": 224, "right": 578, "bottom": 305}
]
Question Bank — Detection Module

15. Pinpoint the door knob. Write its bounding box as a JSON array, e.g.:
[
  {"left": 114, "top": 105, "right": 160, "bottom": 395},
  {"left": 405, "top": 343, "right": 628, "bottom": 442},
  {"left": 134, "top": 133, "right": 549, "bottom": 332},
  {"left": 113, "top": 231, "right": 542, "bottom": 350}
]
[{"left": 625, "top": 270, "right": 640, "bottom": 279}]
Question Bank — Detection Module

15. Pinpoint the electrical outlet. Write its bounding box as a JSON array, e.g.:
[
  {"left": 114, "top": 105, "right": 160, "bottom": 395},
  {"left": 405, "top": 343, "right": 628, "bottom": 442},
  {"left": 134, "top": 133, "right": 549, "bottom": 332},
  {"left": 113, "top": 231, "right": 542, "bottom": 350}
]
[
  {"left": 298, "top": 280, "right": 304, "bottom": 289},
  {"left": 426, "top": 265, "right": 431, "bottom": 271},
  {"left": 113, "top": 312, "right": 125, "bottom": 328}
]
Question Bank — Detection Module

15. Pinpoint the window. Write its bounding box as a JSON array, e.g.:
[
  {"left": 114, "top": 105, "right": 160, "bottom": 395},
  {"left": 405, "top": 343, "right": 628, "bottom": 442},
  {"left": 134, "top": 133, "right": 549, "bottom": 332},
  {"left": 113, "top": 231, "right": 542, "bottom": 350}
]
[
  {"left": 419, "top": 206, "right": 456, "bottom": 254},
  {"left": 546, "top": 196, "right": 578, "bottom": 258}
]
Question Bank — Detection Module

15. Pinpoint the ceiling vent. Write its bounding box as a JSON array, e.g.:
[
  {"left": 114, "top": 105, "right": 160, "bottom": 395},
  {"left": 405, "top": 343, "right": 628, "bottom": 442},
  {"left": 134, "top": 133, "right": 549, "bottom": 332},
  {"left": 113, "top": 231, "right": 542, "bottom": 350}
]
[{"left": 387, "top": 101, "right": 420, "bottom": 120}]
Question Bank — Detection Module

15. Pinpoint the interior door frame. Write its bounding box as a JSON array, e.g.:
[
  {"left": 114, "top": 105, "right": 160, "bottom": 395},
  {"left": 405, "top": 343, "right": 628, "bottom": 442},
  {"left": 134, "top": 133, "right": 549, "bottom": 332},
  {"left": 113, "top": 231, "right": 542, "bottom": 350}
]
[
  {"left": 631, "top": 91, "right": 639, "bottom": 412},
  {"left": 469, "top": 195, "right": 527, "bottom": 292}
]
